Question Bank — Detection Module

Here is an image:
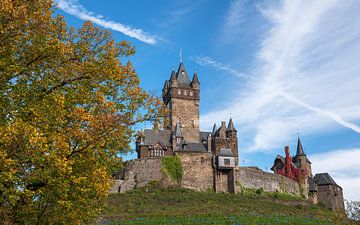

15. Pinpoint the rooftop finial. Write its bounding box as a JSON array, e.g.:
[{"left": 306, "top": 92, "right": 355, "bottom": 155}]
[
  {"left": 297, "top": 128, "right": 300, "bottom": 137},
  {"left": 179, "top": 48, "right": 183, "bottom": 63}
]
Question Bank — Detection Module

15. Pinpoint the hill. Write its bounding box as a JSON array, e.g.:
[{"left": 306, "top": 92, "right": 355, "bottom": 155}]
[{"left": 99, "top": 184, "right": 354, "bottom": 225}]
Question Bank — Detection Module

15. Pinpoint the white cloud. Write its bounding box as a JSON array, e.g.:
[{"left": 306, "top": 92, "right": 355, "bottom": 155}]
[
  {"left": 311, "top": 148, "right": 360, "bottom": 201},
  {"left": 55, "top": 0, "right": 157, "bottom": 45},
  {"left": 199, "top": 0, "right": 360, "bottom": 152},
  {"left": 221, "top": 0, "right": 245, "bottom": 42},
  {"left": 190, "top": 56, "right": 248, "bottom": 79}
]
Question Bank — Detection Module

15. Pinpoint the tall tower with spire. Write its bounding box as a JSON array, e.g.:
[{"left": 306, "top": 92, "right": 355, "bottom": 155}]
[
  {"left": 293, "top": 137, "right": 312, "bottom": 177},
  {"left": 162, "top": 62, "right": 200, "bottom": 143}
]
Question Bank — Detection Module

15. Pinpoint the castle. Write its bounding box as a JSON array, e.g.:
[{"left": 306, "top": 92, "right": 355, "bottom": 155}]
[{"left": 112, "top": 62, "right": 345, "bottom": 212}]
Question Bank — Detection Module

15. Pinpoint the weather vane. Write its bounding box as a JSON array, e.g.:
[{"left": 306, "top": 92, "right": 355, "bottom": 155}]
[{"left": 296, "top": 128, "right": 300, "bottom": 137}]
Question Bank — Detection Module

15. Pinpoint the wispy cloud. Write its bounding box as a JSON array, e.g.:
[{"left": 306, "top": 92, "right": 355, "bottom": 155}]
[
  {"left": 190, "top": 56, "right": 248, "bottom": 79},
  {"left": 200, "top": 0, "right": 360, "bottom": 152},
  {"left": 221, "top": 0, "right": 246, "bottom": 43},
  {"left": 55, "top": 0, "right": 158, "bottom": 45},
  {"left": 311, "top": 148, "right": 360, "bottom": 201}
]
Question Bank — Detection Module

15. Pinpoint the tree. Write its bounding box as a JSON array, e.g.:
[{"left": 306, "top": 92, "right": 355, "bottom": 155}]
[
  {"left": 346, "top": 200, "right": 360, "bottom": 222},
  {"left": 0, "top": 0, "right": 164, "bottom": 224}
]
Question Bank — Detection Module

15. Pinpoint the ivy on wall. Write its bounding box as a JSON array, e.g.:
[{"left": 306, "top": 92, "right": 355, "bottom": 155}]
[{"left": 161, "top": 154, "right": 183, "bottom": 182}]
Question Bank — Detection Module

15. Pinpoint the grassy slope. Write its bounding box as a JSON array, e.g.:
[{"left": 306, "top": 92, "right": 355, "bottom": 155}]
[{"left": 100, "top": 187, "right": 353, "bottom": 225}]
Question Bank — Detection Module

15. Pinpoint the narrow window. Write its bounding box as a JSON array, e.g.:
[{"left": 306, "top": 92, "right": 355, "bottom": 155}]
[{"left": 224, "top": 158, "right": 230, "bottom": 166}]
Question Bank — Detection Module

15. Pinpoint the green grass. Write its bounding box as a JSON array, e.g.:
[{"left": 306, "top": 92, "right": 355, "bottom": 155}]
[{"left": 100, "top": 186, "right": 353, "bottom": 224}]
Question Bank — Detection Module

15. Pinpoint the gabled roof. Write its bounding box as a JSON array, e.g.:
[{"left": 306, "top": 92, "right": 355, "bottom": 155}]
[
  {"left": 314, "top": 173, "right": 340, "bottom": 187},
  {"left": 176, "top": 63, "right": 191, "bottom": 84},
  {"left": 143, "top": 129, "right": 172, "bottom": 146}
]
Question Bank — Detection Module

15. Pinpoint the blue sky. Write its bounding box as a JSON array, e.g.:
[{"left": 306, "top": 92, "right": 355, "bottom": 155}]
[{"left": 55, "top": 0, "right": 360, "bottom": 201}]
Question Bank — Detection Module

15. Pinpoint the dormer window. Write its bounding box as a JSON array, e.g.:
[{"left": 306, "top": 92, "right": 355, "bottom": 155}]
[
  {"left": 184, "top": 90, "right": 187, "bottom": 95},
  {"left": 178, "top": 90, "right": 181, "bottom": 95},
  {"left": 190, "top": 91, "right": 193, "bottom": 96}
]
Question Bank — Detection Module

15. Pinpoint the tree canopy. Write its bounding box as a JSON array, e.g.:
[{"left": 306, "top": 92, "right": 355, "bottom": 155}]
[{"left": 0, "top": 0, "right": 163, "bottom": 223}]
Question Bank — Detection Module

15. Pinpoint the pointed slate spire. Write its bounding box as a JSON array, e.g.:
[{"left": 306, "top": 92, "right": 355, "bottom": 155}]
[
  {"left": 296, "top": 137, "right": 306, "bottom": 156},
  {"left": 192, "top": 71, "right": 200, "bottom": 84},
  {"left": 175, "top": 122, "right": 183, "bottom": 137},
  {"left": 163, "top": 80, "right": 169, "bottom": 90},
  {"left": 170, "top": 66, "right": 176, "bottom": 80},
  {"left": 212, "top": 123, "right": 217, "bottom": 135},
  {"left": 176, "top": 63, "right": 191, "bottom": 84},
  {"left": 227, "top": 118, "right": 236, "bottom": 131}
]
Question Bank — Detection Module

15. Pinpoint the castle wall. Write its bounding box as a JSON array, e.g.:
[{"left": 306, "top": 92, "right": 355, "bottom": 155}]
[
  {"left": 178, "top": 152, "right": 213, "bottom": 191},
  {"left": 117, "top": 158, "right": 164, "bottom": 193},
  {"left": 237, "top": 167, "right": 300, "bottom": 195},
  {"left": 317, "top": 184, "right": 345, "bottom": 211},
  {"left": 215, "top": 169, "right": 235, "bottom": 193}
]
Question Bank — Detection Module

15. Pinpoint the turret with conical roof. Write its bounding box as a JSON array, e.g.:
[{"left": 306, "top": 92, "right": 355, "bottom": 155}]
[
  {"left": 293, "top": 137, "right": 312, "bottom": 177},
  {"left": 191, "top": 71, "right": 200, "bottom": 89}
]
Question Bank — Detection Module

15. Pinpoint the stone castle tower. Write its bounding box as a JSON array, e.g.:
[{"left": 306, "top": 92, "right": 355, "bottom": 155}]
[{"left": 162, "top": 63, "right": 200, "bottom": 143}]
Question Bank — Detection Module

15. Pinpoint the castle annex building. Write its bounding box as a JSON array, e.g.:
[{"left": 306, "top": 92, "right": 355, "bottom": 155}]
[{"left": 113, "top": 62, "right": 345, "bottom": 212}]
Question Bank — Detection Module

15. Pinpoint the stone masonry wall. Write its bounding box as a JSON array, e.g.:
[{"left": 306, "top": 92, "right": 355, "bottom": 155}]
[
  {"left": 170, "top": 98, "right": 199, "bottom": 143},
  {"left": 237, "top": 167, "right": 300, "bottom": 195},
  {"left": 178, "top": 152, "right": 213, "bottom": 191},
  {"left": 115, "top": 158, "right": 164, "bottom": 193},
  {"left": 317, "top": 185, "right": 345, "bottom": 211}
]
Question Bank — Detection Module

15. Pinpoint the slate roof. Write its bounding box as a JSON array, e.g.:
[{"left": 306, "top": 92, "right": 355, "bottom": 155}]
[
  {"left": 308, "top": 177, "right": 318, "bottom": 192},
  {"left": 176, "top": 142, "right": 207, "bottom": 152},
  {"left": 176, "top": 63, "right": 191, "bottom": 84},
  {"left": 314, "top": 173, "right": 340, "bottom": 187},
  {"left": 143, "top": 129, "right": 172, "bottom": 146},
  {"left": 218, "top": 149, "right": 234, "bottom": 157},
  {"left": 192, "top": 72, "right": 200, "bottom": 84},
  {"left": 175, "top": 123, "right": 183, "bottom": 137},
  {"left": 291, "top": 138, "right": 311, "bottom": 164},
  {"left": 212, "top": 124, "right": 217, "bottom": 134},
  {"left": 199, "top": 131, "right": 211, "bottom": 142},
  {"left": 296, "top": 137, "right": 306, "bottom": 156},
  {"left": 227, "top": 118, "right": 236, "bottom": 131}
]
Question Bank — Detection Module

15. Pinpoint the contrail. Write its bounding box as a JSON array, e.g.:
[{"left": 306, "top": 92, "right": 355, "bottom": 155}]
[{"left": 279, "top": 92, "right": 360, "bottom": 133}]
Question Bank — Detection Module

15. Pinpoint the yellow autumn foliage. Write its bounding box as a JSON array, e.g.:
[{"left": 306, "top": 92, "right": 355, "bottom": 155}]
[{"left": 0, "top": 0, "right": 165, "bottom": 224}]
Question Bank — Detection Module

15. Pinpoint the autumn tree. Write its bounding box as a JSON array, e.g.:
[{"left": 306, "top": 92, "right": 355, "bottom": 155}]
[{"left": 0, "top": 0, "right": 163, "bottom": 224}]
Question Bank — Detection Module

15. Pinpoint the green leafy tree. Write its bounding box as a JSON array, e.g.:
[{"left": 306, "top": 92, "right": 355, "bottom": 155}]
[{"left": 0, "top": 0, "right": 164, "bottom": 224}]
